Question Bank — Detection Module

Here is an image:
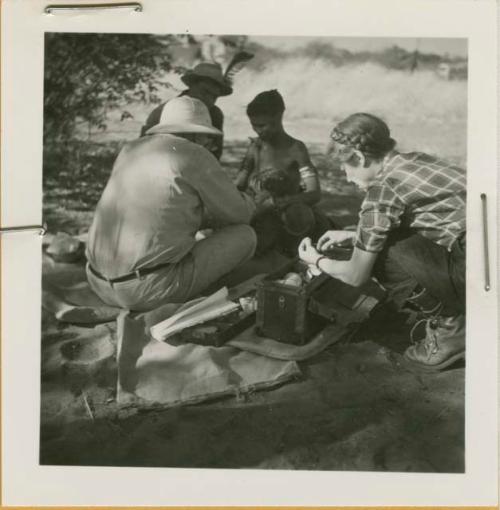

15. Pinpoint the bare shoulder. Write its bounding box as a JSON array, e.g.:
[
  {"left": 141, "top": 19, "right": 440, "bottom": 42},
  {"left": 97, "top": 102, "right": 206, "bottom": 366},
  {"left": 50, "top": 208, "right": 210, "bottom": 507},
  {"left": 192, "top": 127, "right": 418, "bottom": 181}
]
[{"left": 288, "top": 137, "right": 313, "bottom": 165}]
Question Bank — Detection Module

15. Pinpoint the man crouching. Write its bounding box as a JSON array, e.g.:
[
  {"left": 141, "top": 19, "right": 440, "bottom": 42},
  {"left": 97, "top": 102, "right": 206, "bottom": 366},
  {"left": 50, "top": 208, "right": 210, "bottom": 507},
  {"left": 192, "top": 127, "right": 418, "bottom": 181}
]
[{"left": 86, "top": 97, "right": 256, "bottom": 312}]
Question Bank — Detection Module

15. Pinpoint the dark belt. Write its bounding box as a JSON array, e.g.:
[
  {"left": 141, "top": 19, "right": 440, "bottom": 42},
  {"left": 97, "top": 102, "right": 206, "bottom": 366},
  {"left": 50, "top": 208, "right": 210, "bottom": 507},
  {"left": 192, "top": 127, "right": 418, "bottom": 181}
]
[{"left": 88, "top": 261, "right": 171, "bottom": 284}]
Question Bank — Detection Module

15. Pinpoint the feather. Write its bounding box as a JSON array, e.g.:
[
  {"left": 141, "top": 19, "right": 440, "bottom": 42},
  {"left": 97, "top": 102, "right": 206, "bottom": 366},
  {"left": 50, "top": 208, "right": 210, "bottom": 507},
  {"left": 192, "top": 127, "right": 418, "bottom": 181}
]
[{"left": 224, "top": 51, "right": 254, "bottom": 84}]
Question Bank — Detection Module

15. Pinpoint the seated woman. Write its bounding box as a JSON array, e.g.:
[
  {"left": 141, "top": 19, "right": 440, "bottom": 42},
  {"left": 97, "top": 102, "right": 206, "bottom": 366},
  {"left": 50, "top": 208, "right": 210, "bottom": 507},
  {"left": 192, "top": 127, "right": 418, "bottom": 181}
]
[
  {"left": 236, "top": 89, "right": 331, "bottom": 256},
  {"left": 298, "top": 113, "right": 466, "bottom": 372}
]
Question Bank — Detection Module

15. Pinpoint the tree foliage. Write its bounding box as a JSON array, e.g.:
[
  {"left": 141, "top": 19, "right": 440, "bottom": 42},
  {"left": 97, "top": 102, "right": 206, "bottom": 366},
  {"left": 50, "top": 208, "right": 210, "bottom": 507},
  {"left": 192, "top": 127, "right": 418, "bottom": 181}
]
[{"left": 43, "top": 33, "right": 173, "bottom": 142}]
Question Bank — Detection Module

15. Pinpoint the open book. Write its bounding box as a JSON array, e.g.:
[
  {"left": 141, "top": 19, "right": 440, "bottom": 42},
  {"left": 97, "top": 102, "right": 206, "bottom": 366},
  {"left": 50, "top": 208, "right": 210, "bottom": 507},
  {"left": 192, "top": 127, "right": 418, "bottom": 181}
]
[{"left": 150, "top": 287, "right": 239, "bottom": 342}]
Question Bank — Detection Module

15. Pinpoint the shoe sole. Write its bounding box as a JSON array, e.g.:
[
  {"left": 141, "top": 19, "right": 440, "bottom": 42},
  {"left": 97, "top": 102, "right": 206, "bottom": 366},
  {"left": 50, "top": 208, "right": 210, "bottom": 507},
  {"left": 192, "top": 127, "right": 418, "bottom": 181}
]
[{"left": 403, "top": 351, "right": 465, "bottom": 372}]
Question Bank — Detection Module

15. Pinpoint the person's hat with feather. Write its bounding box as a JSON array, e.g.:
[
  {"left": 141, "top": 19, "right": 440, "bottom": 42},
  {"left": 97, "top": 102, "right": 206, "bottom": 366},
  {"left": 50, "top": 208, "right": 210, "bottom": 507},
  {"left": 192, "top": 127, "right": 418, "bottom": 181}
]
[
  {"left": 181, "top": 52, "right": 254, "bottom": 97},
  {"left": 181, "top": 62, "right": 233, "bottom": 96}
]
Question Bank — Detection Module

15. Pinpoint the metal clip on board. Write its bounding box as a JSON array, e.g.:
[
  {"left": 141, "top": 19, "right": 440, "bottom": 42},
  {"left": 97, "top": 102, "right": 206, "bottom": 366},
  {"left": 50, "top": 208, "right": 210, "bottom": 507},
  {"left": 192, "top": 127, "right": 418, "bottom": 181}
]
[
  {"left": 0, "top": 224, "right": 47, "bottom": 236},
  {"left": 480, "top": 193, "right": 491, "bottom": 291},
  {"left": 44, "top": 2, "right": 142, "bottom": 14}
]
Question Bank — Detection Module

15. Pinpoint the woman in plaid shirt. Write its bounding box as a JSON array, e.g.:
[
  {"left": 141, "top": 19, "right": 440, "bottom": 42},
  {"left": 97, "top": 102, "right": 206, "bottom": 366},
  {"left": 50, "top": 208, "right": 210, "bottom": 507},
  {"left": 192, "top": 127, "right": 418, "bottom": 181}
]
[{"left": 299, "top": 113, "right": 465, "bottom": 371}]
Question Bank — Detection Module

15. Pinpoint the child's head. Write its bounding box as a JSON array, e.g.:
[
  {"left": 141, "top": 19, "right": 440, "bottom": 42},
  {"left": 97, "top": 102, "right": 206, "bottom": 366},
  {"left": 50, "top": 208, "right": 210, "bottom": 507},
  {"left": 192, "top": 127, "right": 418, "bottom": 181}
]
[
  {"left": 328, "top": 113, "right": 396, "bottom": 190},
  {"left": 246, "top": 89, "right": 285, "bottom": 141}
]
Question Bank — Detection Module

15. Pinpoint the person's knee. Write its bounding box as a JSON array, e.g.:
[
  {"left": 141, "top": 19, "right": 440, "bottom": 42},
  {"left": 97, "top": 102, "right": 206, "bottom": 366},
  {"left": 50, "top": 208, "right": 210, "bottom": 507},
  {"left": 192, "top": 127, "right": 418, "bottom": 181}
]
[
  {"left": 238, "top": 224, "right": 257, "bottom": 256},
  {"left": 385, "top": 234, "right": 424, "bottom": 263},
  {"left": 213, "top": 224, "right": 257, "bottom": 260}
]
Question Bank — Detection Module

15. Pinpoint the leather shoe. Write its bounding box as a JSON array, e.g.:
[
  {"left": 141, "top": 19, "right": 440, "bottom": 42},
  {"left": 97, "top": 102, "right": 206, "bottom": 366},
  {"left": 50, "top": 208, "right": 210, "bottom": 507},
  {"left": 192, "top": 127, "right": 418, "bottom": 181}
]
[{"left": 404, "top": 315, "right": 465, "bottom": 371}]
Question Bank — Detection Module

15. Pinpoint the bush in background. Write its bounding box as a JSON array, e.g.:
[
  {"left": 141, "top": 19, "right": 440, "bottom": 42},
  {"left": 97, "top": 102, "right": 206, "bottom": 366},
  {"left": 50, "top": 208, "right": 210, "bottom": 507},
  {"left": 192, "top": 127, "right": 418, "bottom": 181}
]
[{"left": 43, "top": 33, "right": 173, "bottom": 144}]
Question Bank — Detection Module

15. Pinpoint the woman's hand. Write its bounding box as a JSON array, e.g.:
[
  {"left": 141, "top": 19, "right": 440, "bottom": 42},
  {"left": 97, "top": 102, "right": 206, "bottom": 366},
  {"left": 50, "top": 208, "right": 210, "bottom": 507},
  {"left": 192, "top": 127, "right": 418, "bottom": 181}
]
[
  {"left": 298, "top": 237, "right": 321, "bottom": 266},
  {"left": 316, "top": 230, "right": 356, "bottom": 253}
]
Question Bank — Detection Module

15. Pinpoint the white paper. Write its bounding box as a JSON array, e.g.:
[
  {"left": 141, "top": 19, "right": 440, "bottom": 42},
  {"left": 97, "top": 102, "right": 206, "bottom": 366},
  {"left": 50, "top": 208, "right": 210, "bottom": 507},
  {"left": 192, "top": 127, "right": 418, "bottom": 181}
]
[{"left": 150, "top": 287, "right": 239, "bottom": 341}]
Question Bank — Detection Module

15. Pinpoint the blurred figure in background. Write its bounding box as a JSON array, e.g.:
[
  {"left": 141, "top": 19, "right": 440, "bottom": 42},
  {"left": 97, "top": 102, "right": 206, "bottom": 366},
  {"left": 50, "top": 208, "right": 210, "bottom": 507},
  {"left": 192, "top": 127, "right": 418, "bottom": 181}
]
[
  {"left": 236, "top": 89, "right": 331, "bottom": 256},
  {"left": 168, "top": 34, "right": 202, "bottom": 69},
  {"left": 200, "top": 35, "right": 248, "bottom": 69}
]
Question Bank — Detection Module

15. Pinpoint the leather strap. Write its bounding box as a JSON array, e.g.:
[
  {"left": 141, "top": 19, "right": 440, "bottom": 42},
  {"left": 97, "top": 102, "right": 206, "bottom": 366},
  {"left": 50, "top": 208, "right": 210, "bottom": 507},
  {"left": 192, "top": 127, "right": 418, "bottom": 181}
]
[{"left": 88, "top": 261, "right": 171, "bottom": 284}]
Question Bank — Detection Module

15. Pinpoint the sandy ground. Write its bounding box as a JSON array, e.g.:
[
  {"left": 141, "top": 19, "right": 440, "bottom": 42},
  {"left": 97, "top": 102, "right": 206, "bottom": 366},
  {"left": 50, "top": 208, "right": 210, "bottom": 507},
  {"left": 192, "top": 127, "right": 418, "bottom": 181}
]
[
  {"left": 40, "top": 310, "right": 464, "bottom": 471},
  {"left": 40, "top": 138, "right": 465, "bottom": 472}
]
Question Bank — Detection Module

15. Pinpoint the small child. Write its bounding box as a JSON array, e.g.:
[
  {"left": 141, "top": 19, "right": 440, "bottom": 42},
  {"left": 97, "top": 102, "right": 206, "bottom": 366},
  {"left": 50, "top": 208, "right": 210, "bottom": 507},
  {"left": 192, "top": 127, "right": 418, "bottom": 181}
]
[{"left": 236, "top": 89, "right": 330, "bottom": 255}]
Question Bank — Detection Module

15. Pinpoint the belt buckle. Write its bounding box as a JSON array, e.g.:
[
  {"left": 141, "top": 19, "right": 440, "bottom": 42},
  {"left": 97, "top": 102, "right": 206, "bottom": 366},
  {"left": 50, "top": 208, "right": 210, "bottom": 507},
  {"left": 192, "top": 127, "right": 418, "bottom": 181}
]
[
  {"left": 135, "top": 269, "right": 145, "bottom": 281},
  {"left": 103, "top": 274, "right": 113, "bottom": 286}
]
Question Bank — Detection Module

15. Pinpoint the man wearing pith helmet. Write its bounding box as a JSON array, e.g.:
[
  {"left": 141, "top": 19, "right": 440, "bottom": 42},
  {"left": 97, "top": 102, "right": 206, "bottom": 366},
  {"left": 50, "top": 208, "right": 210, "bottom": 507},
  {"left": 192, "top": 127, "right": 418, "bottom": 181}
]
[
  {"left": 86, "top": 96, "right": 256, "bottom": 312},
  {"left": 140, "top": 62, "right": 232, "bottom": 159}
]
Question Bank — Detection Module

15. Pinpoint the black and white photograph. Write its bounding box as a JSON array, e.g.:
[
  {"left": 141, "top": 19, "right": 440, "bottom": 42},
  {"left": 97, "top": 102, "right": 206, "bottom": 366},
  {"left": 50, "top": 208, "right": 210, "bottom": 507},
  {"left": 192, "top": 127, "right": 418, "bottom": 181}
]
[
  {"left": 40, "top": 32, "right": 468, "bottom": 471},
  {"left": 1, "top": 0, "right": 497, "bottom": 506}
]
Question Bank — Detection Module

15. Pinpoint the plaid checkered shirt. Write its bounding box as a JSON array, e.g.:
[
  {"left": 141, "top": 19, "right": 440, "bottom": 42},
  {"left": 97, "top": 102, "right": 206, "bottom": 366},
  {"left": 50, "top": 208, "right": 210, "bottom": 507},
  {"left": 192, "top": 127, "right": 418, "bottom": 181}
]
[{"left": 355, "top": 151, "right": 466, "bottom": 253}]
